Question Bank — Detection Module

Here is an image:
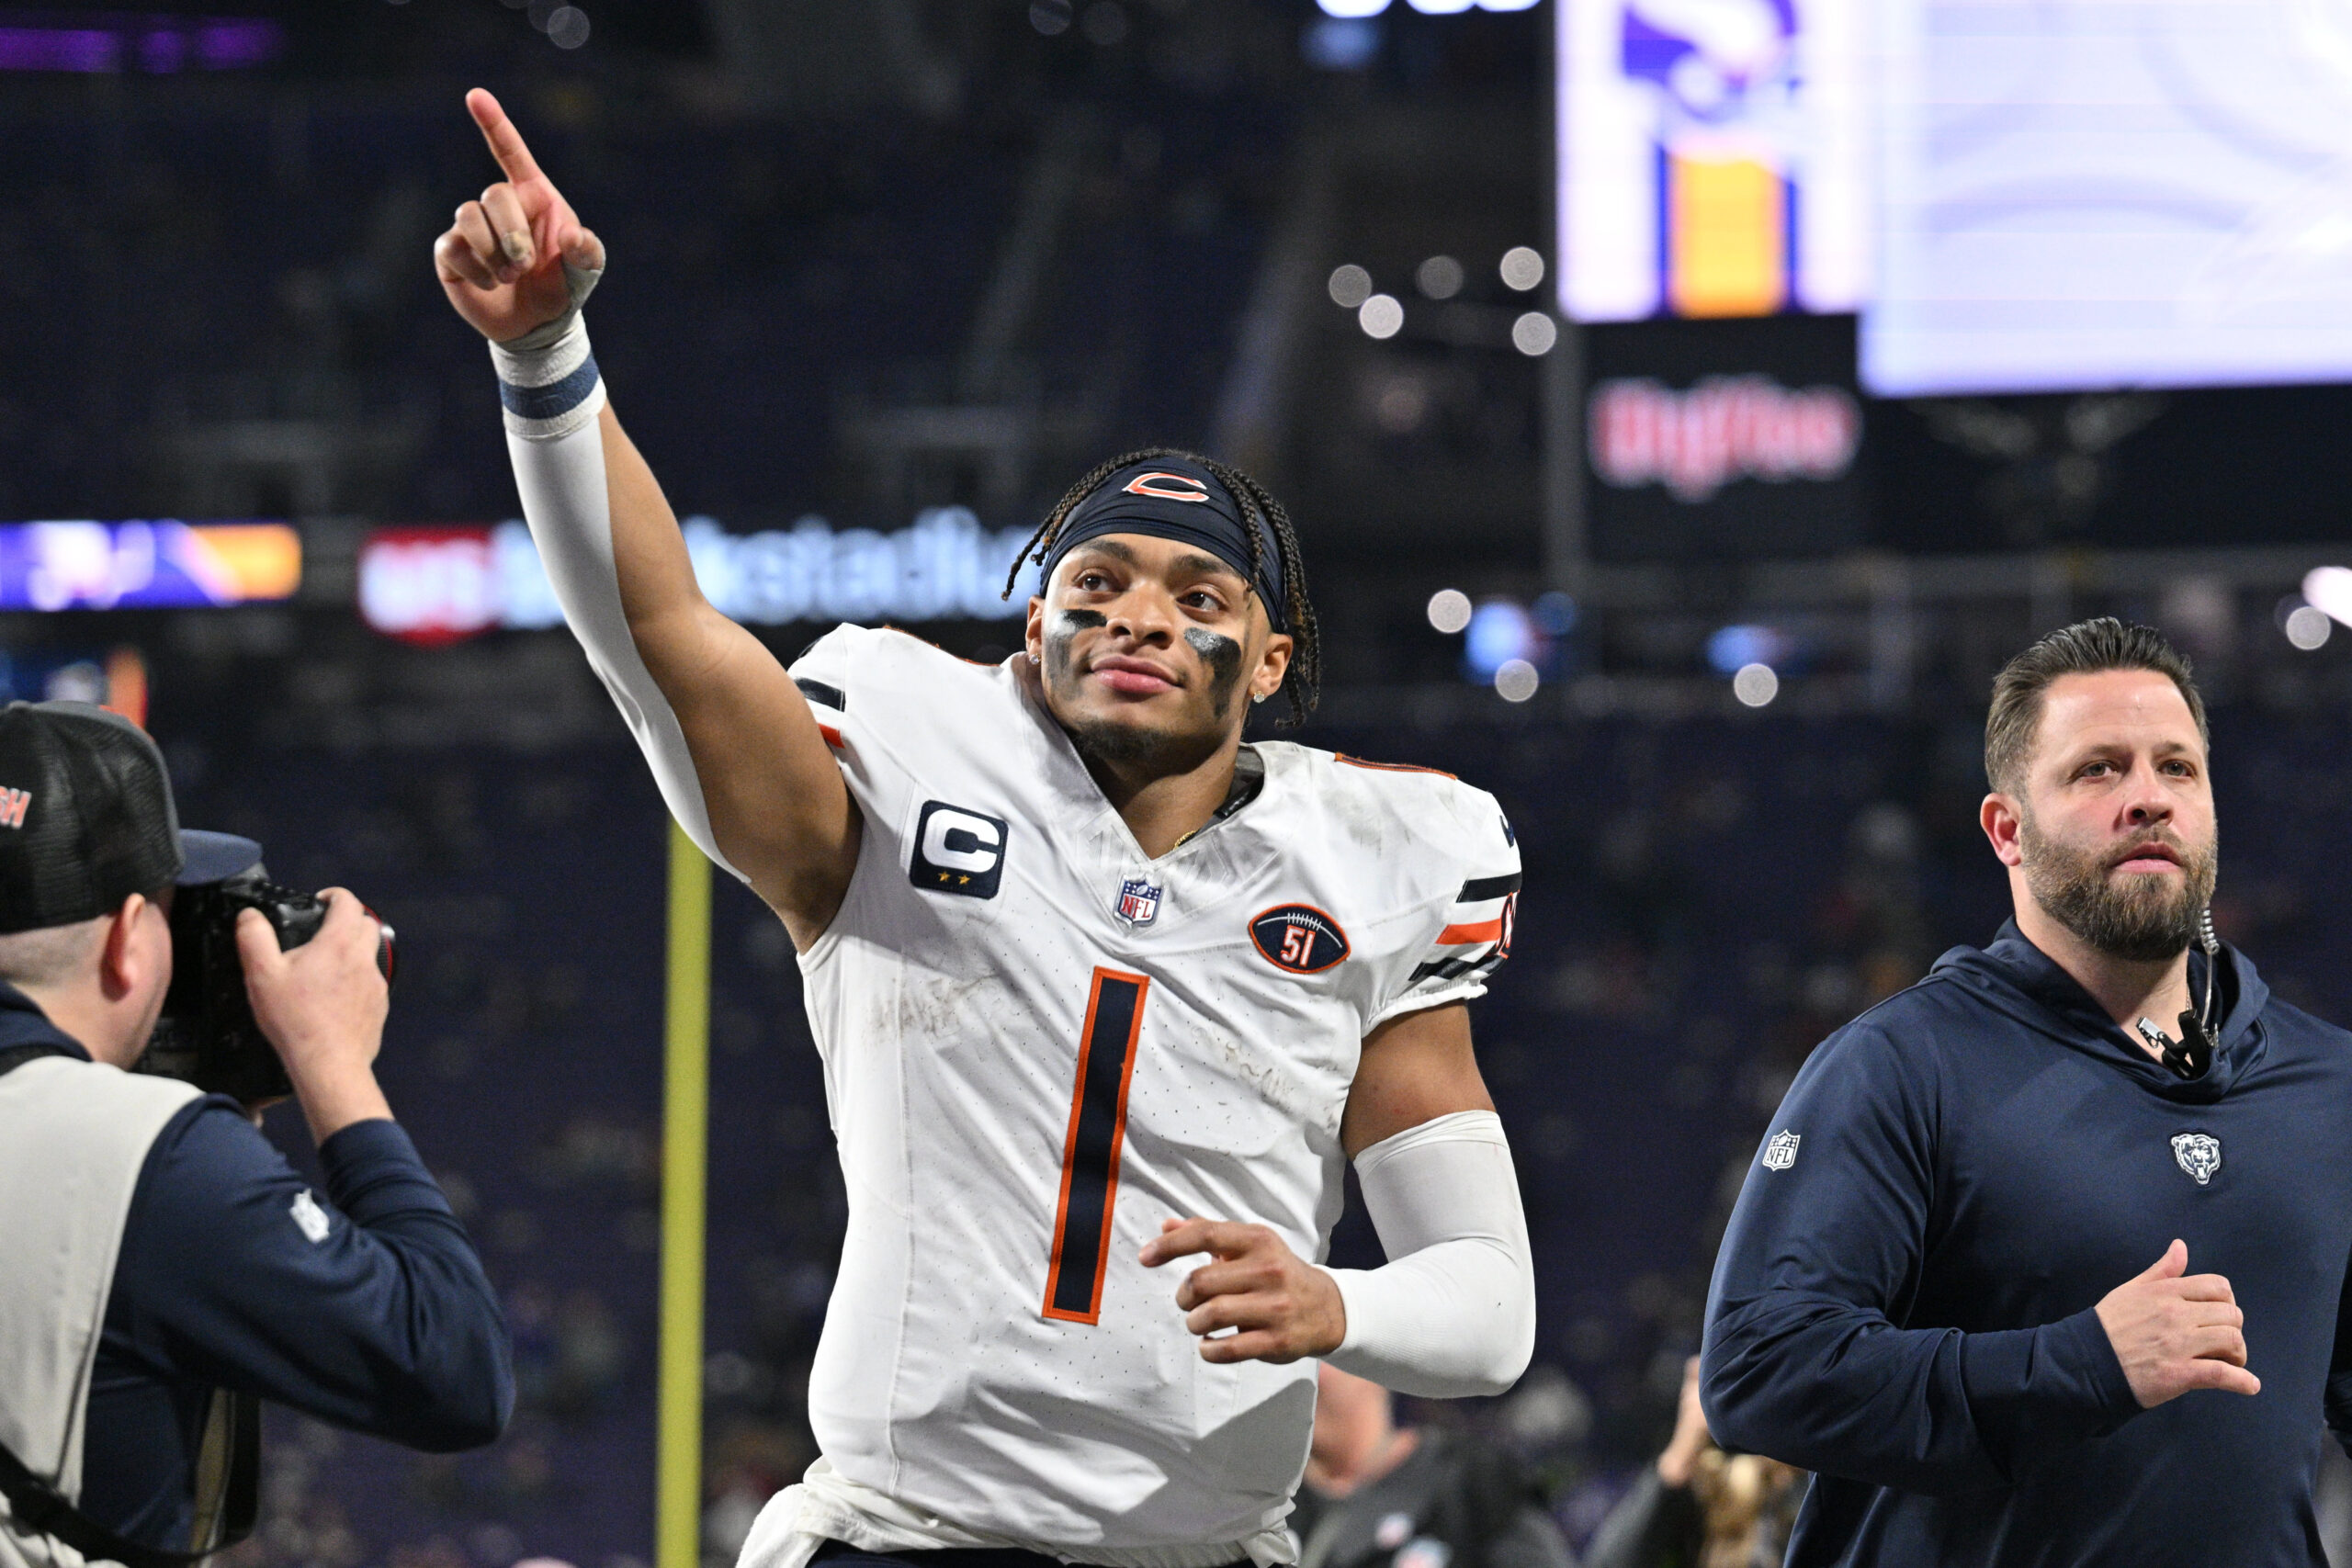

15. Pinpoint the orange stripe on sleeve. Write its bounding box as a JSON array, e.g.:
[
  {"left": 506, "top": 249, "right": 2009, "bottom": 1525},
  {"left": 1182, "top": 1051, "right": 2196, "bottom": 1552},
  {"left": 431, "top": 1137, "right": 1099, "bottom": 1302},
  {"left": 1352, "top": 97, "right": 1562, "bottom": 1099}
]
[{"left": 1336, "top": 753, "right": 1459, "bottom": 779}]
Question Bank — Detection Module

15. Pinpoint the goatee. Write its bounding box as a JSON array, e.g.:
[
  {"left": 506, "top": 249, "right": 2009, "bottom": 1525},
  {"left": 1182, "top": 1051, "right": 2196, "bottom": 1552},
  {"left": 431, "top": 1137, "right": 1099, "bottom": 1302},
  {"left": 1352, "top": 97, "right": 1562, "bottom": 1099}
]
[{"left": 2020, "top": 817, "right": 2217, "bottom": 963}]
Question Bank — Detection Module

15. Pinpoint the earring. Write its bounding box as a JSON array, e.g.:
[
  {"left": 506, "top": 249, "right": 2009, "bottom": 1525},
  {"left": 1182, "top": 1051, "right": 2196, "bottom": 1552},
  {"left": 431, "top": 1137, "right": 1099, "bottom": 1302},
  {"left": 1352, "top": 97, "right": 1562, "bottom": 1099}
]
[
  {"left": 1027, "top": 650, "right": 1041, "bottom": 664},
  {"left": 1251, "top": 692, "right": 1268, "bottom": 705}
]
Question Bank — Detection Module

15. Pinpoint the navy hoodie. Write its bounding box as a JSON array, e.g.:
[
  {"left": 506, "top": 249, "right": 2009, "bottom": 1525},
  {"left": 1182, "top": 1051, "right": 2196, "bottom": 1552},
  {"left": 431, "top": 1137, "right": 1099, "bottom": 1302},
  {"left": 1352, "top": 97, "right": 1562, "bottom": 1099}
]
[{"left": 1702, "top": 922, "right": 2352, "bottom": 1565}]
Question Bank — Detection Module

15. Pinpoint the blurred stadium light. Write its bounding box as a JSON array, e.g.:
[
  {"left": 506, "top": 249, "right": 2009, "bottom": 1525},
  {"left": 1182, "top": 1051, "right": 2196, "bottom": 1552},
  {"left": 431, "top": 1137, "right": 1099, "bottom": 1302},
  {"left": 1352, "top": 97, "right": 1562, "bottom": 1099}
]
[
  {"left": 1426, "top": 587, "right": 1474, "bottom": 633},
  {"left": 1707, "top": 624, "right": 1789, "bottom": 676},
  {"left": 2286, "top": 604, "right": 2333, "bottom": 650},
  {"left": 1318, "top": 0, "right": 1539, "bottom": 11},
  {"left": 0, "top": 14, "right": 283, "bottom": 73},
  {"left": 2302, "top": 566, "right": 2352, "bottom": 629},
  {"left": 0, "top": 647, "right": 147, "bottom": 725},
  {"left": 1731, "top": 660, "right": 1780, "bottom": 705},
  {"left": 1464, "top": 598, "right": 1538, "bottom": 678}
]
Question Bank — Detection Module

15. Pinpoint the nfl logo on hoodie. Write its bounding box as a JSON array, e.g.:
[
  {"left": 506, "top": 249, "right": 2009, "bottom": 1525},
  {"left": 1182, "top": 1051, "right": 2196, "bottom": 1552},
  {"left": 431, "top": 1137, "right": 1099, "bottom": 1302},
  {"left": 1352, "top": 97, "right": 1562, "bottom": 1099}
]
[{"left": 1762, "top": 1130, "right": 1800, "bottom": 1171}]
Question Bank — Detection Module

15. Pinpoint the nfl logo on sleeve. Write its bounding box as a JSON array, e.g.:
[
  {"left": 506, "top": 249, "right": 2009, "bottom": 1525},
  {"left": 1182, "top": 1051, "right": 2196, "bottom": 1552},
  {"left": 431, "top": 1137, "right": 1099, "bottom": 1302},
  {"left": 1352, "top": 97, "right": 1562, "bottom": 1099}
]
[
  {"left": 1114, "top": 877, "right": 1161, "bottom": 928},
  {"left": 1762, "top": 1130, "right": 1800, "bottom": 1170}
]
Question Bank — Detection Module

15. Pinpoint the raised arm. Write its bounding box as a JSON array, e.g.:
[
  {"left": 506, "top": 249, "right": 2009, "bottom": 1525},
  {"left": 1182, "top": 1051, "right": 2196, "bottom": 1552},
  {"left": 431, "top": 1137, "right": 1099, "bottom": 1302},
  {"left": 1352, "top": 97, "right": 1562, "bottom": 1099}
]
[{"left": 433, "top": 89, "right": 856, "bottom": 945}]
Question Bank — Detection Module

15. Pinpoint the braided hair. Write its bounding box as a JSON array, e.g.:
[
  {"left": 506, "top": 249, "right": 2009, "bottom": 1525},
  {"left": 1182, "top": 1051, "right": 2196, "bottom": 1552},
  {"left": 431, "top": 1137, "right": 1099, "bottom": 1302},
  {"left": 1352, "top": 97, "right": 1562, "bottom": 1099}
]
[{"left": 1003, "top": 446, "right": 1321, "bottom": 727}]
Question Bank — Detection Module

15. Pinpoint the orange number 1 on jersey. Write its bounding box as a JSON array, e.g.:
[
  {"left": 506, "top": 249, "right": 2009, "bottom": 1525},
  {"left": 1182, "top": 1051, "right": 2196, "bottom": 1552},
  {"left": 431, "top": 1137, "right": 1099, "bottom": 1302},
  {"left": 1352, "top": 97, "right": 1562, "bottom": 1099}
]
[{"left": 1042, "top": 967, "right": 1151, "bottom": 1325}]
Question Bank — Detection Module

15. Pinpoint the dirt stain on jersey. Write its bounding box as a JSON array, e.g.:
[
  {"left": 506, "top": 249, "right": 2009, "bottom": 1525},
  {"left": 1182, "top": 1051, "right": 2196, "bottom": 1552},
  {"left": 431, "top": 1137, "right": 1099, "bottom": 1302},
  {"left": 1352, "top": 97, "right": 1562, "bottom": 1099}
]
[
  {"left": 1205, "top": 1026, "right": 1338, "bottom": 1141},
  {"left": 1324, "top": 775, "right": 1398, "bottom": 856},
  {"left": 888, "top": 972, "right": 1007, "bottom": 1048}
]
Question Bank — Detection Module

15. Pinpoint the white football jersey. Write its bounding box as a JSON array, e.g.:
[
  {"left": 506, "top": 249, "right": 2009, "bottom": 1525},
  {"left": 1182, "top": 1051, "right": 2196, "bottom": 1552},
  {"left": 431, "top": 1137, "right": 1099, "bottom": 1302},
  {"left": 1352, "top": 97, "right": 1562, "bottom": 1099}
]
[{"left": 783, "top": 626, "right": 1521, "bottom": 1556}]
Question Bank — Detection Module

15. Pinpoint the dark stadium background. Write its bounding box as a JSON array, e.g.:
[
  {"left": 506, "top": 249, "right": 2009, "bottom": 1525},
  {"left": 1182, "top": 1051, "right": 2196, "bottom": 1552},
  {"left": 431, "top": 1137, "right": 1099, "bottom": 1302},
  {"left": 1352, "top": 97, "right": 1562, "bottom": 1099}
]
[{"left": 7, "top": 2, "right": 2352, "bottom": 1564}]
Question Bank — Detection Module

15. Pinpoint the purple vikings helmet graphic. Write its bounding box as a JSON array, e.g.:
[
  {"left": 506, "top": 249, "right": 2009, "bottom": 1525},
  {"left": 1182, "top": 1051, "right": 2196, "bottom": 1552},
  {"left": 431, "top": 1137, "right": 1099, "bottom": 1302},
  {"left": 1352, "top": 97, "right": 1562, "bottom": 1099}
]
[
  {"left": 1615, "top": 0, "right": 1804, "bottom": 315},
  {"left": 1621, "top": 0, "right": 1798, "bottom": 122}
]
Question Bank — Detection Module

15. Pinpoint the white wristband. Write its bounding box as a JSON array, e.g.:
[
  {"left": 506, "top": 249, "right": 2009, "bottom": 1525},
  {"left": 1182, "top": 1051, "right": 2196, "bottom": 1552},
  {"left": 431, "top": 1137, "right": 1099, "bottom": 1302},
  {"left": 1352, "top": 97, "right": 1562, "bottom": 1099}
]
[
  {"left": 491, "top": 312, "right": 605, "bottom": 442},
  {"left": 1318, "top": 1110, "right": 1535, "bottom": 1399}
]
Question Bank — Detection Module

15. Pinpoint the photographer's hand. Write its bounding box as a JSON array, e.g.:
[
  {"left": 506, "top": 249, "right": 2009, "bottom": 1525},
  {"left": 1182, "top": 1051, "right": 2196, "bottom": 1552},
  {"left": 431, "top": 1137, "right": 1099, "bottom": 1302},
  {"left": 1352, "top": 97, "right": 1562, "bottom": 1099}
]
[{"left": 239, "top": 889, "right": 393, "bottom": 1145}]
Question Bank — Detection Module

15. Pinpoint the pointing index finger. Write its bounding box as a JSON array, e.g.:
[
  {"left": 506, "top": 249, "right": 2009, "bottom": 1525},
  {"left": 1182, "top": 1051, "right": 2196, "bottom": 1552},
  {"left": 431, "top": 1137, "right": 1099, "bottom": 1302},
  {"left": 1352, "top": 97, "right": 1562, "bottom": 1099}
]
[{"left": 466, "top": 87, "right": 543, "bottom": 186}]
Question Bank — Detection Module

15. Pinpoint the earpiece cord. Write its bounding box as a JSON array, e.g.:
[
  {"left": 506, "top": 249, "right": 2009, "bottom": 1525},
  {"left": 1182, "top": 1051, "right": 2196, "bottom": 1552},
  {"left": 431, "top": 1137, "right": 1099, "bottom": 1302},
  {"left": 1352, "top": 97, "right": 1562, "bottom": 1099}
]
[
  {"left": 2198, "top": 907, "right": 2219, "bottom": 1033},
  {"left": 2136, "top": 908, "right": 2222, "bottom": 1082}
]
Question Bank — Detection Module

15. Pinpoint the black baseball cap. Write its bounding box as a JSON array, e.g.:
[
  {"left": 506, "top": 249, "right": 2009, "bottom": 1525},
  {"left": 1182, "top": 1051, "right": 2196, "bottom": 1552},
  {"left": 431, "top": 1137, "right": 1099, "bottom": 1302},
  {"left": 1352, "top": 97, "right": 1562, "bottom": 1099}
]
[{"left": 0, "top": 701, "right": 260, "bottom": 935}]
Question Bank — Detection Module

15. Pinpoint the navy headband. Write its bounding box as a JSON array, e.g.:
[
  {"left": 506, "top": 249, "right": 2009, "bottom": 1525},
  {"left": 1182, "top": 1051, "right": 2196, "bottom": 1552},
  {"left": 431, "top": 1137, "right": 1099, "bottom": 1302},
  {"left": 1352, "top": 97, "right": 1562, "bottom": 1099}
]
[{"left": 1042, "top": 457, "right": 1288, "bottom": 633}]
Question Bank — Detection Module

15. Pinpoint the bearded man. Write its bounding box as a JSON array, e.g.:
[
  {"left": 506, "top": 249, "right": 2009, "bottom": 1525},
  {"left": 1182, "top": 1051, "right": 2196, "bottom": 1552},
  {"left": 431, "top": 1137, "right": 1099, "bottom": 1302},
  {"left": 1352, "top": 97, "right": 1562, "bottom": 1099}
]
[{"left": 1701, "top": 617, "right": 2352, "bottom": 1565}]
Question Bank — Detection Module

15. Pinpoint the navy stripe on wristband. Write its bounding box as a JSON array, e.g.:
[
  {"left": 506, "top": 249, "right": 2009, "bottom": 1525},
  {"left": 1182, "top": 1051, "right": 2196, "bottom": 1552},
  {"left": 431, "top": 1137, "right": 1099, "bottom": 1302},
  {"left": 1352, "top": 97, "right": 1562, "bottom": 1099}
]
[{"left": 499, "top": 355, "right": 601, "bottom": 423}]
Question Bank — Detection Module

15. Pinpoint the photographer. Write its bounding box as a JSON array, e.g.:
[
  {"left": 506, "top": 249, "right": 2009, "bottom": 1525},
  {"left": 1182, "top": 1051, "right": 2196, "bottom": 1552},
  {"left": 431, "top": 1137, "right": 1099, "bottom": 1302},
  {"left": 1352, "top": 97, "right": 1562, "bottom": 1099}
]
[{"left": 0, "top": 703, "right": 512, "bottom": 1568}]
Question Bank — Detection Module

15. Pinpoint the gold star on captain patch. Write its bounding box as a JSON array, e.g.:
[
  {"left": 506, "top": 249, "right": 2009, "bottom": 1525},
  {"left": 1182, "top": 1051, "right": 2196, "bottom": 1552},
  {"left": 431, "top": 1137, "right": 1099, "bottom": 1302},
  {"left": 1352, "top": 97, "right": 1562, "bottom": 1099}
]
[{"left": 958, "top": 874, "right": 970, "bottom": 885}]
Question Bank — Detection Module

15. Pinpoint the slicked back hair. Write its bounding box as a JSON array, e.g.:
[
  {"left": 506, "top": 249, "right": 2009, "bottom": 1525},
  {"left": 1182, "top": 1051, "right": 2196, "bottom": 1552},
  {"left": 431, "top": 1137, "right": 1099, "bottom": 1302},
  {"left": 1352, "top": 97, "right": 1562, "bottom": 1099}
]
[
  {"left": 1984, "top": 617, "right": 2209, "bottom": 795},
  {"left": 1004, "top": 446, "right": 1321, "bottom": 727}
]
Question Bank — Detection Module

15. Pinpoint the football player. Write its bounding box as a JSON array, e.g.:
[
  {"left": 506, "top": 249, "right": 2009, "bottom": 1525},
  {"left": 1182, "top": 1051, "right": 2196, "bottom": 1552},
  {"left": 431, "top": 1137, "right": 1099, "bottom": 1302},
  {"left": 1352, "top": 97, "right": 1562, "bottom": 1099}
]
[{"left": 434, "top": 91, "right": 1535, "bottom": 1568}]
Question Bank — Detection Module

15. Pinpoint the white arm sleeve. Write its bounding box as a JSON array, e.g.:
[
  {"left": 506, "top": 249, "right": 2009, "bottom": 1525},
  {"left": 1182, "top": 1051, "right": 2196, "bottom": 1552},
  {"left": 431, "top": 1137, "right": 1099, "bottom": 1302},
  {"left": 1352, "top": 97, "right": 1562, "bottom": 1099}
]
[
  {"left": 494, "top": 316, "right": 742, "bottom": 881},
  {"left": 1317, "top": 1110, "right": 1536, "bottom": 1398}
]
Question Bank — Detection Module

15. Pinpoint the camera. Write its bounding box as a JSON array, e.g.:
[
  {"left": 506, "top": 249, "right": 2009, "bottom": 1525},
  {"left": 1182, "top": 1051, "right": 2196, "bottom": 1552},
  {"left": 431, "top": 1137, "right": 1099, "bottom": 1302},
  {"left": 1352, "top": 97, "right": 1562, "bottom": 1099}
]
[{"left": 138, "top": 863, "right": 396, "bottom": 1105}]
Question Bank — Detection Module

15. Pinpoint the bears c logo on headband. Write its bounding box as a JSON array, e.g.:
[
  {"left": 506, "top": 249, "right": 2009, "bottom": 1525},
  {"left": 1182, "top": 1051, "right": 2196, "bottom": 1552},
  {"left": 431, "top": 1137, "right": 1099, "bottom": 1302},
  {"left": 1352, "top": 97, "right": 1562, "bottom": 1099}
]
[{"left": 1123, "top": 472, "right": 1212, "bottom": 502}]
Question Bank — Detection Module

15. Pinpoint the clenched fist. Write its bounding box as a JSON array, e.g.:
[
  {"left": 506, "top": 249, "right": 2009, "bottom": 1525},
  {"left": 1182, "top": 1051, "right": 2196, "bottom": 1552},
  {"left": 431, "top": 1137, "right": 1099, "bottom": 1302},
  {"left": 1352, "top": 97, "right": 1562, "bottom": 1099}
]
[
  {"left": 2095, "top": 1238, "right": 2260, "bottom": 1407},
  {"left": 434, "top": 88, "right": 604, "bottom": 345},
  {"left": 1140, "top": 1217, "right": 1347, "bottom": 1364}
]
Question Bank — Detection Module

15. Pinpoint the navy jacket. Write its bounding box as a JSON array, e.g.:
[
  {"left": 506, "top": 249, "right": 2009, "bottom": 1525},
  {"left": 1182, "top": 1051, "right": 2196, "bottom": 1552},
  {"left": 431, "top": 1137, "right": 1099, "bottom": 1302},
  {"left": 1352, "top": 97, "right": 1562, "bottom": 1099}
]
[
  {"left": 0, "top": 987, "right": 513, "bottom": 1549},
  {"left": 1702, "top": 923, "right": 2352, "bottom": 1565}
]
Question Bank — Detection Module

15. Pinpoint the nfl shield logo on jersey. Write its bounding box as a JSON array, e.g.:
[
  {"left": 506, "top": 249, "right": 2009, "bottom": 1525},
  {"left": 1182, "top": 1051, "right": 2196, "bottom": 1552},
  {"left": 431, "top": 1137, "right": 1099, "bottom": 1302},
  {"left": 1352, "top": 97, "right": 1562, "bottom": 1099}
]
[
  {"left": 2172, "top": 1132, "right": 2222, "bottom": 1186},
  {"left": 1114, "top": 877, "right": 1161, "bottom": 928},
  {"left": 1762, "top": 1130, "right": 1801, "bottom": 1171}
]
